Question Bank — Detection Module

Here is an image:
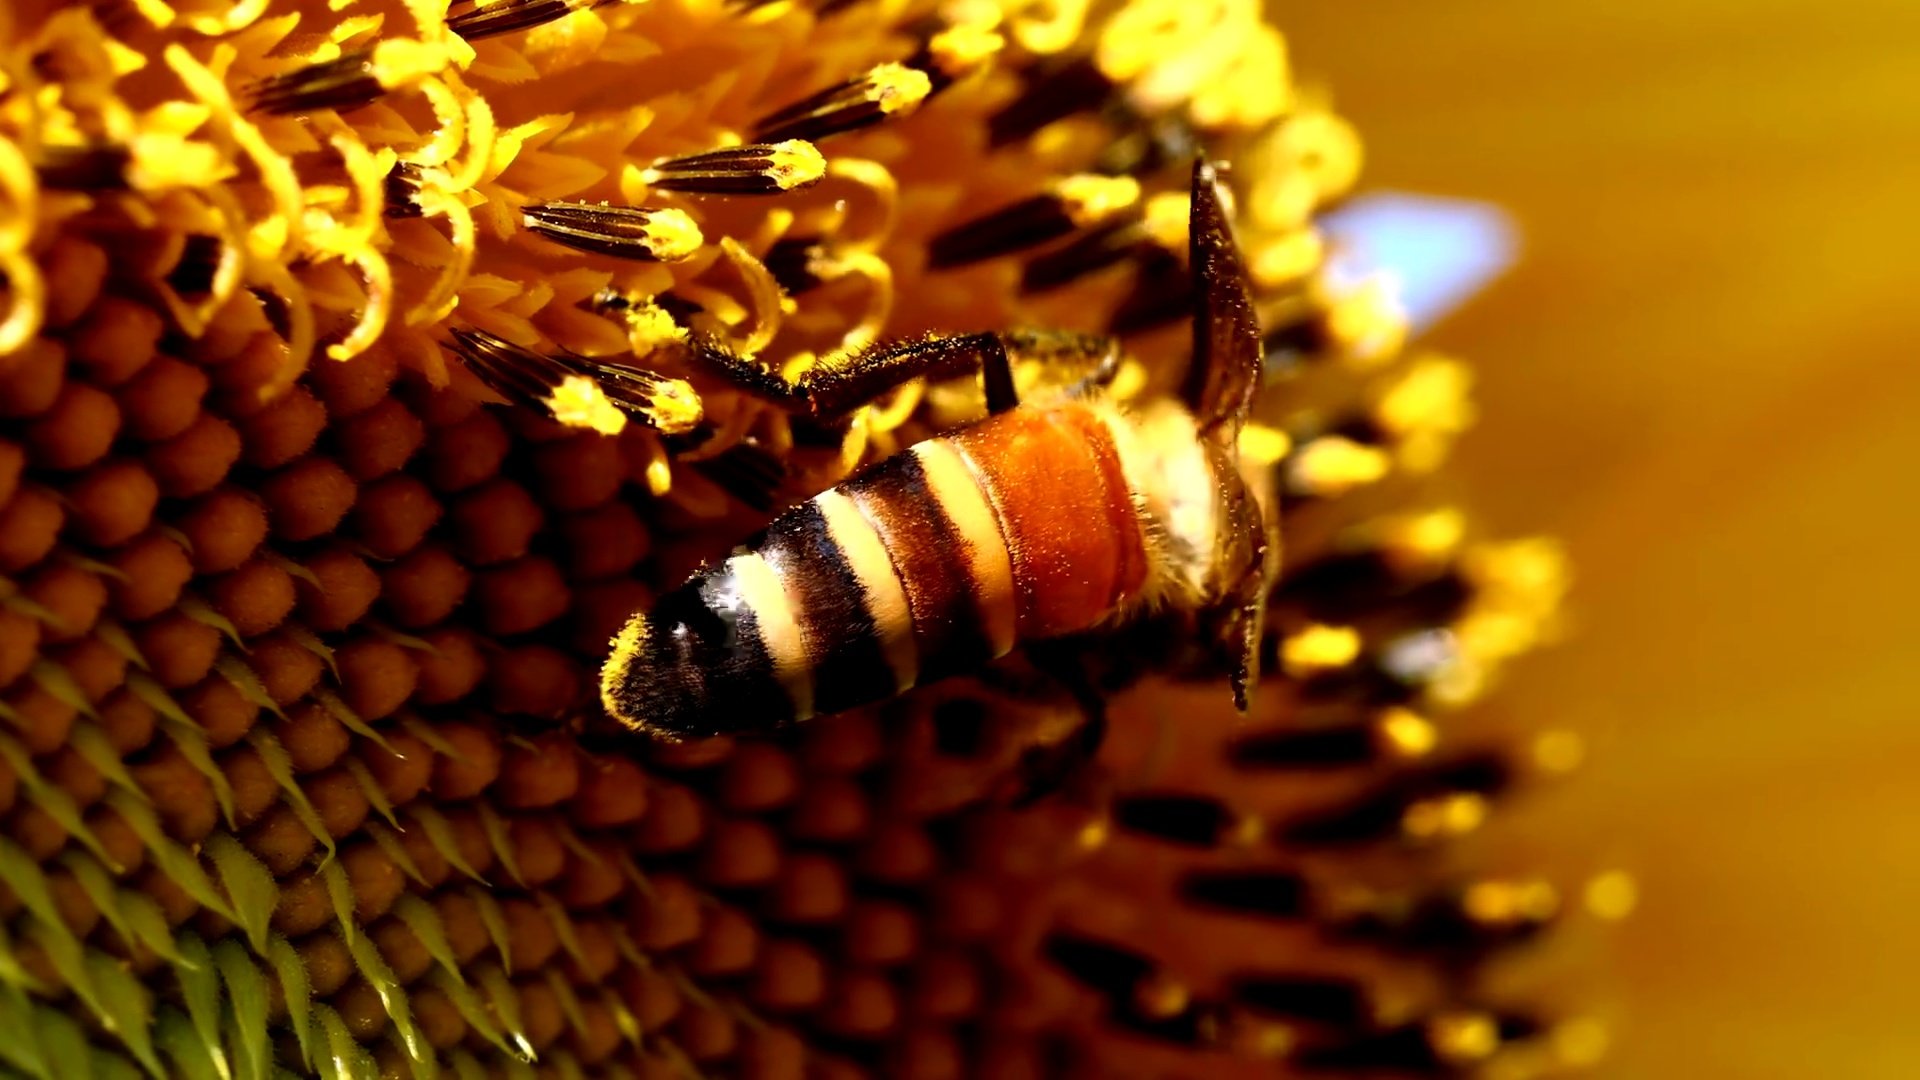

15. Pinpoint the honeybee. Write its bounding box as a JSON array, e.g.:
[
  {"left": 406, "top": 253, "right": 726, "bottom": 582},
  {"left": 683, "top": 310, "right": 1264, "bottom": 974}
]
[{"left": 587, "top": 159, "right": 1276, "bottom": 740}]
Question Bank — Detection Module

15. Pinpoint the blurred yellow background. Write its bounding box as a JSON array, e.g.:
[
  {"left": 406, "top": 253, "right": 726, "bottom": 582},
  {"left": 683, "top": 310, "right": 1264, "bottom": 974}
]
[{"left": 1278, "top": 2, "right": 1920, "bottom": 1075}]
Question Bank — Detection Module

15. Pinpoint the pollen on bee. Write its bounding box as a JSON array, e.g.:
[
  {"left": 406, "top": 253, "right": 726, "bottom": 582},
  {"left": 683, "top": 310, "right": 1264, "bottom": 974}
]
[{"left": 522, "top": 202, "right": 705, "bottom": 261}]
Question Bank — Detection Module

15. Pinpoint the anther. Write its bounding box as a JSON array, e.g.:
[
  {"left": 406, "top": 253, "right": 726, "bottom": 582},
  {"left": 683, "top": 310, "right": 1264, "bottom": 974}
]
[
  {"left": 753, "top": 63, "right": 933, "bottom": 144},
  {"left": 384, "top": 162, "right": 427, "bottom": 218},
  {"left": 447, "top": 0, "right": 612, "bottom": 42},
  {"left": 764, "top": 236, "right": 830, "bottom": 295},
  {"left": 33, "top": 144, "right": 129, "bottom": 190},
  {"left": 249, "top": 52, "right": 382, "bottom": 115},
  {"left": 1229, "top": 976, "right": 1368, "bottom": 1027},
  {"left": 987, "top": 56, "right": 1115, "bottom": 147},
  {"left": 1110, "top": 792, "right": 1239, "bottom": 847},
  {"left": 642, "top": 141, "right": 827, "bottom": 195},
  {"left": 521, "top": 202, "right": 704, "bottom": 261},
  {"left": 903, "top": 22, "right": 1006, "bottom": 93},
  {"left": 446, "top": 326, "right": 703, "bottom": 436},
  {"left": 928, "top": 175, "right": 1140, "bottom": 269},
  {"left": 1177, "top": 871, "right": 1308, "bottom": 918},
  {"left": 1020, "top": 219, "right": 1150, "bottom": 293}
]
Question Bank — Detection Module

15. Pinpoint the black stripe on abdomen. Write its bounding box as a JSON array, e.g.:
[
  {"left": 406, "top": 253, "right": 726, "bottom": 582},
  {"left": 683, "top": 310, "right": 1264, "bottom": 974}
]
[
  {"left": 759, "top": 501, "right": 897, "bottom": 715},
  {"left": 605, "top": 565, "right": 795, "bottom": 738},
  {"left": 840, "top": 451, "right": 993, "bottom": 683}
]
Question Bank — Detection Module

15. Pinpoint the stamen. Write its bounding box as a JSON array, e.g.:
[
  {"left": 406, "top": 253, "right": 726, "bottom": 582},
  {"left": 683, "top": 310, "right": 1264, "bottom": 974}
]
[
  {"left": 1280, "top": 753, "right": 1513, "bottom": 847},
  {"left": 1108, "top": 251, "right": 1192, "bottom": 335},
  {"left": 642, "top": 141, "right": 826, "bottom": 195},
  {"left": 1095, "top": 112, "right": 1203, "bottom": 178},
  {"left": 763, "top": 236, "right": 829, "bottom": 295},
  {"left": 928, "top": 175, "right": 1139, "bottom": 268},
  {"left": 249, "top": 51, "right": 384, "bottom": 115},
  {"left": 33, "top": 144, "right": 130, "bottom": 190},
  {"left": 247, "top": 39, "right": 445, "bottom": 116},
  {"left": 384, "top": 162, "right": 426, "bottom": 218},
  {"left": 521, "top": 202, "right": 704, "bottom": 261},
  {"left": 903, "top": 22, "right": 1006, "bottom": 92},
  {"left": 447, "top": 0, "right": 614, "bottom": 42},
  {"left": 1227, "top": 726, "right": 1378, "bottom": 769},
  {"left": 987, "top": 56, "right": 1114, "bottom": 147},
  {"left": 1229, "top": 976, "right": 1368, "bottom": 1026},
  {"left": 1020, "top": 219, "right": 1147, "bottom": 293},
  {"left": 1177, "top": 871, "right": 1308, "bottom": 917},
  {"left": 1110, "top": 792, "right": 1239, "bottom": 847},
  {"left": 753, "top": 62, "right": 933, "bottom": 144},
  {"left": 446, "top": 326, "right": 704, "bottom": 436},
  {"left": 1042, "top": 932, "right": 1156, "bottom": 997}
]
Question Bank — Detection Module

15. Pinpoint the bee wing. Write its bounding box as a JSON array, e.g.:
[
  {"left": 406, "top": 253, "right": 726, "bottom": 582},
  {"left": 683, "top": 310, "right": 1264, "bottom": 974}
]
[
  {"left": 1182, "top": 158, "right": 1264, "bottom": 440},
  {"left": 1183, "top": 158, "right": 1278, "bottom": 710}
]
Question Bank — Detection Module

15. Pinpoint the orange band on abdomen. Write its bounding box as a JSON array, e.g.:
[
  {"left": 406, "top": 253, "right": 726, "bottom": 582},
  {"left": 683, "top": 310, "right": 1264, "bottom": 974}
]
[{"left": 948, "top": 404, "right": 1149, "bottom": 639}]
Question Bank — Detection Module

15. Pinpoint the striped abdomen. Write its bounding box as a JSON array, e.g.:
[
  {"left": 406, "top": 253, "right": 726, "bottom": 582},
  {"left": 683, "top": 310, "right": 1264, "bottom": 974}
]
[{"left": 603, "top": 403, "right": 1153, "bottom": 738}]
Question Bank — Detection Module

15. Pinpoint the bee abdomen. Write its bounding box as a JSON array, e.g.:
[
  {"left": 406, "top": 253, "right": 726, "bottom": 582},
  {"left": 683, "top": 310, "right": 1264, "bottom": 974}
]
[
  {"left": 945, "top": 404, "right": 1150, "bottom": 638},
  {"left": 602, "top": 403, "right": 1151, "bottom": 736},
  {"left": 601, "top": 553, "right": 810, "bottom": 738}
]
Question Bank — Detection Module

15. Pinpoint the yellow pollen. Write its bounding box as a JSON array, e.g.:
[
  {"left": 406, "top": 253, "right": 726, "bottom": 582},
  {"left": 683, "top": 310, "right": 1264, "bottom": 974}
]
[
  {"left": 764, "top": 139, "right": 827, "bottom": 190},
  {"left": 1464, "top": 879, "right": 1559, "bottom": 924},
  {"left": 1052, "top": 174, "right": 1142, "bottom": 226},
  {"left": 1552, "top": 1019, "right": 1612, "bottom": 1067},
  {"left": 1532, "top": 729, "right": 1587, "bottom": 773},
  {"left": 1288, "top": 436, "right": 1392, "bottom": 496},
  {"left": 616, "top": 299, "right": 691, "bottom": 357},
  {"left": 1133, "top": 975, "right": 1190, "bottom": 1018},
  {"left": 1327, "top": 278, "right": 1410, "bottom": 368},
  {"left": 545, "top": 374, "right": 627, "bottom": 435},
  {"left": 1376, "top": 707, "right": 1437, "bottom": 758},
  {"left": 929, "top": 24, "right": 1006, "bottom": 76},
  {"left": 1280, "top": 623, "right": 1362, "bottom": 676},
  {"left": 868, "top": 62, "right": 933, "bottom": 116},
  {"left": 1376, "top": 508, "right": 1467, "bottom": 569},
  {"left": 1250, "top": 228, "right": 1324, "bottom": 289},
  {"left": 368, "top": 37, "right": 449, "bottom": 91},
  {"left": 1141, "top": 191, "right": 1190, "bottom": 251},
  {"left": 1427, "top": 1011, "right": 1500, "bottom": 1064},
  {"left": 1402, "top": 793, "right": 1488, "bottom": 840},
  {"left": 1585, "top": 871, "right": 1639, "bottom": 921},
  {"left": 1236, "top": 423, "right": 1292, "bottom": 467},
  {"left": 637, "top": 206, "right": 704, "bottom": 262}
]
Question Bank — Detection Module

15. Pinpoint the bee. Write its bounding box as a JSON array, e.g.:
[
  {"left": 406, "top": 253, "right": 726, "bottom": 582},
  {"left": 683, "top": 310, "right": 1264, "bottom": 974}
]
[{"left": 593, "top": 159, "right": 1275, "bottom": 739}]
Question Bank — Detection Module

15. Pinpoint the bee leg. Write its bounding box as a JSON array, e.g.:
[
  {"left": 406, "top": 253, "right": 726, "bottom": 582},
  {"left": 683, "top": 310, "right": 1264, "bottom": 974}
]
[
  {"left": 1001, "top": 638, "right": 1116, "bottom": 807},
  {"left": 1005, "top": 705, "right": 1109, "bottom": 808},
  {"left": 801, "top": 331, "right": 1026, "bottom": 417},
  {"left": 1213, "top": 536, "right": 1280, "bottom": 712},
  {"left": 995, "top": 328, "right": 1125, "bottom": 400},
  {"left": 684, "top": 334, "right": 814, "bottom": 410}
]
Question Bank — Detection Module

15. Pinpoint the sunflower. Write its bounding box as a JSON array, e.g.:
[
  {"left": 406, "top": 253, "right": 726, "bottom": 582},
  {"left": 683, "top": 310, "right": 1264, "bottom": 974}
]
[
  {"left": 0, "top": 0, "right": 1604, "bottom": 1076},
  {"left": 1281, "top": 2, "right": 1920, "bottom": 1075}
]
